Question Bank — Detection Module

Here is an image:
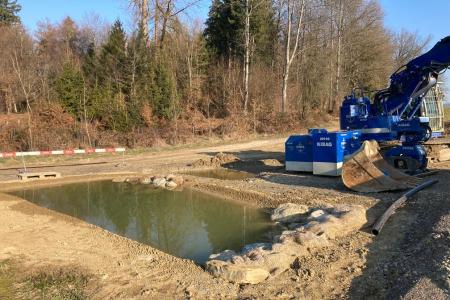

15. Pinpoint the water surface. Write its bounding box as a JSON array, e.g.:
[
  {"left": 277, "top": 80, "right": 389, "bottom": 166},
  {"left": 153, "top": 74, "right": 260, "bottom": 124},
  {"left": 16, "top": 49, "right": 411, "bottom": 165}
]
[{"left": 12, "top": 181, "right": 275, "bottom": 264}]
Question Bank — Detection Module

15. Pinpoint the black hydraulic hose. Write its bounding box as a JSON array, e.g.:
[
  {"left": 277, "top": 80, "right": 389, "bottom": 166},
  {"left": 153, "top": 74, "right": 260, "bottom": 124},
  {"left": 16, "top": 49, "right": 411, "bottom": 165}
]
[{"left": 372, "top": 179, "right": 438, "bottom": 235}]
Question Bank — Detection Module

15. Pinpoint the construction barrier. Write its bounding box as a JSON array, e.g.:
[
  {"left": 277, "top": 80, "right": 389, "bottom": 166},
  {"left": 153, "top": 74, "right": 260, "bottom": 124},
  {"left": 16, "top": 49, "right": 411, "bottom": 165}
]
[{"left": 0, "top": 148, "right": 126, "bottom": 159}]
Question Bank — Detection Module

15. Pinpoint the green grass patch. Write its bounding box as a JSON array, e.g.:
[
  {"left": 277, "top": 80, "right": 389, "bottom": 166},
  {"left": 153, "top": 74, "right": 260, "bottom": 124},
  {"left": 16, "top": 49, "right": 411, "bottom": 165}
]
[
  {"left": 24, "top": 268, "right": 90, "bottom": 300},
  {"left": 0, "top": 260, "right": 16, "bottom": 300}
]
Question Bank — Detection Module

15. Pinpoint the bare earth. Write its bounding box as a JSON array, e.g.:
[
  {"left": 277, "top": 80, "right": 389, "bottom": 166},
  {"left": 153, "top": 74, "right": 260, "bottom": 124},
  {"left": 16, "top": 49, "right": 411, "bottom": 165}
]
[{"left": 0, "top": 135, "right": 449, "bottom": 299}]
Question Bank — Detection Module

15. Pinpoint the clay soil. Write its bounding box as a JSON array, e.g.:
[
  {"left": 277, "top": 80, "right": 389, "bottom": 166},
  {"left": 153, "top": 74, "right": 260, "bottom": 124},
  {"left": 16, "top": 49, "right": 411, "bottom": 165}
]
[{"left": 0, "top": 135, "right": 449, "bottom": 299}]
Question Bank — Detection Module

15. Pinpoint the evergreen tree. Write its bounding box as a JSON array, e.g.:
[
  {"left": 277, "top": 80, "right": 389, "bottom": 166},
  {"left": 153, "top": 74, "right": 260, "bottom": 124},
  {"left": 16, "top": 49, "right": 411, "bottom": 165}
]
[
  {"left": 204, "top": 0, "right": 276, "bottom": 63},
  {"left": 152, "top": 57, "right": 179, "bottom": 120},
  {"left": 204, "top": 0, "right": 244, "bottom": 59},
  {"left": 249, "top": 0, "right": 277, "bottom": 64},
  {"left": 55, "top": 63, "right": 84, "bottom": 118},
  {"left": 0, "top": 0, "right": 21, "bottom": 25},
  {"left": 98, "top": 20, "right": 128, "bottom": 95},
  {"left": 127, "top": 27, "right": 154, "bottom": 107},
  {"left": 82, "top": 42, "right": 99, "bottom": 84}
]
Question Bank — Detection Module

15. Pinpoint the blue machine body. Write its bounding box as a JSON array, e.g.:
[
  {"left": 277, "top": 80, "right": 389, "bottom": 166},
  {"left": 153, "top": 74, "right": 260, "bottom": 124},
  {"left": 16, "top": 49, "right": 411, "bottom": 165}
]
[
  {"left": 313, "top": 131, "right": 355, "bottom": 176},
  {"left": 285, "top": 135, "right": 313, "bottom": 172},
  {"left": 285, "top": 129, "right": 361, "bottom": 176}
]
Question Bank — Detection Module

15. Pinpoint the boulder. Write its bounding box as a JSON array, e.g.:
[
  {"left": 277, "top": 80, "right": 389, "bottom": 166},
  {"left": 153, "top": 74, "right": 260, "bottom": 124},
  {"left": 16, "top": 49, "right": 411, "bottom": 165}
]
[
  {"left": 167, "top": 174, "right": 184, "bottom": 186},
  {"left": 152, "top": 177, "right": 167, "bottom": 187},
  {"left": 140, "top": 176, "right": 153, "bottom": 185},
  {"left": 241, "top": 243, "right": 271, "bottom": 254},
  {"left": 165, "top": 181, "right": 178, "bottom": 189},
  {"left": 112, "top": 177, "right": 128, "bottom": 183},
  {"left": 308, "top": 209, "right": 328, "bottom": 221},
  {"left": 206, "top": 260, "right": 269, "bottom": 284},
  {"left": 208, "top": 250, "right": 238, "bottom": 262},
  {"left": 294, "top": 231, "right": 330, "bottom": 248},
  {"left": 271, "top": 203, "right": 309, "bottom": 223},
  {"left": 124, "top": 177, "right": 140, "bottom": 184}
]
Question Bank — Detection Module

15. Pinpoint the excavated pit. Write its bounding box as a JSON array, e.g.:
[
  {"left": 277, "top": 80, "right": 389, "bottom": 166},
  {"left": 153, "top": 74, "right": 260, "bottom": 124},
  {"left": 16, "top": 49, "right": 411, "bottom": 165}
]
[{"left": 10, "top": 181, "right": 279, "bottom": 264}]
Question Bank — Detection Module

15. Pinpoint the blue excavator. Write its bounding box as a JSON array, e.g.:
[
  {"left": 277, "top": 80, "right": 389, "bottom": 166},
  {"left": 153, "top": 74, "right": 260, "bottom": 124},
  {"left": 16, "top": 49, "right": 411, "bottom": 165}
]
[
  {"left": 286, "top": 36, "right": 450, "bottom": 192},
  {"left": 340, "top": 35, "right": 450, "bottom": 172}
]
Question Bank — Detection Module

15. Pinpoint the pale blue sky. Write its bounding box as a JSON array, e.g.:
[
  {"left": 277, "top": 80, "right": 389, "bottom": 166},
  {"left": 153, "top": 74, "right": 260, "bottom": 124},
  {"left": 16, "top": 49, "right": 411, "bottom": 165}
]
[{"left": 18, "top": 0, "right": 450, "bottom": 45}]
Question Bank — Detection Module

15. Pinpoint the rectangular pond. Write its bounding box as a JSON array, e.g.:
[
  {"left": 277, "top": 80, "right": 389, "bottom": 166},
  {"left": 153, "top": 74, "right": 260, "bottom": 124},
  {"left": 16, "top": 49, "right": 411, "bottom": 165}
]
[{"left": 11, "top": 181, "right": 276, "bottom": 264}]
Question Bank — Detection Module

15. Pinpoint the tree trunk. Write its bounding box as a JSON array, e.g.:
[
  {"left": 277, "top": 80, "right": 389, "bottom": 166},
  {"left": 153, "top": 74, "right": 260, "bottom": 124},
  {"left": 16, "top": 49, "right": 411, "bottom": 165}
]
[
  {"left": 334, "top": 0, "right": 344, "bottom": 112},
  {"left": 154, "top": 0, "right": 159, "bottom": 49},
  {"left": 243, "top": 0, "right": 251, "bottom": 115},
  {"left": 281, "top": 0, "right": 305, "bottom": 114}
]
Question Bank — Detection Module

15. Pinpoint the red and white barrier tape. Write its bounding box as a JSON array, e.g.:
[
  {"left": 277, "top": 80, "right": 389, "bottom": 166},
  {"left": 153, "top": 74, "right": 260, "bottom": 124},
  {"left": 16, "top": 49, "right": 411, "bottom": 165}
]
[{"left": 0, "top": 148, "right": 126, "bottom": 158}]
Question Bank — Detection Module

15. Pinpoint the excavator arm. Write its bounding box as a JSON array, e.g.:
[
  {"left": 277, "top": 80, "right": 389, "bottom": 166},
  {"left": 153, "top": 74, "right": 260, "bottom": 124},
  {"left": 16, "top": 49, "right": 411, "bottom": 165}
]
[{"left": 375, "top": 36, "right": 450, "bottom": 120}]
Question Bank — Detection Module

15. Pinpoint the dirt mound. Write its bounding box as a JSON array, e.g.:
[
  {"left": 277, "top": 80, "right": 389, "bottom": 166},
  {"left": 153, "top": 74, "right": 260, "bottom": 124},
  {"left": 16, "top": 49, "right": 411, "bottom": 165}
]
[{"left": 192, "top": 152, "right": 240, "bottom": 167}]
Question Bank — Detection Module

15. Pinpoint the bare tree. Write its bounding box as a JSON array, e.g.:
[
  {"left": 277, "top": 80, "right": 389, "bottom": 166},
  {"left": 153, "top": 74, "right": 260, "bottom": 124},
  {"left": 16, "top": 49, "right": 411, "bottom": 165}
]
[
  {"left": 280, "top": 0, "right": 305, "bottom": 113},
  {"left": 243, "top": 0, "right": 251, "bottom": 115},
  {"left": 156, "top": 0, "right": 201, "bottom": 49},
  {"left": 333, "top": 0, "right": 344, "bottom": 112},
  {"left": 393, "top": 29, "right": 431, "bottom": 69}
]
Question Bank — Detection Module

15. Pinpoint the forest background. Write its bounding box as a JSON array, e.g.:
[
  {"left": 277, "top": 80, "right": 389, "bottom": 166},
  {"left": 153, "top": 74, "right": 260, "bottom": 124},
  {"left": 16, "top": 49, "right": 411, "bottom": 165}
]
[{"left": 0, "top": 0, "right": 435, "bottom": 150}]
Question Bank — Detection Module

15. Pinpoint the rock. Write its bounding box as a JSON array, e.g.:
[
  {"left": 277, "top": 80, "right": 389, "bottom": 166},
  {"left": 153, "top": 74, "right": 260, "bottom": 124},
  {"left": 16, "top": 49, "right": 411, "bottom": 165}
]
[
  {"left": 245, "top": 248, "right": 266, "bottom": 262},
  {"left": 231, "top": 256, "right": 245, "bottom": 264},
  {"left": 165, "top": 181, "right": 178, "bottom": 189},
  {"left": 206, "top": 260, "right": 269, "bottom": 284},
  {"left": 140, "top": 176, "right": 153, "bottom": 185},
  {"left": 272, "top": 240, "right": 308, "bottom": 257},
  {"left": 271, "top": 203, "right": 309, "bottom": 223},
  {"left": 124, "top": 177, "right": 140, "bottom": 184},
  {"left": 165, "top": 174, "right": 176, "bottom": 180},
  {"left": 209, "top": 250, "right": 238, "bottom": 262},
  {"left": 294, "top": 231, "right": 330, "bottom": 248},
  {"left": 287, "top": 223, "right": 302, "bottom": 230},
  {"left": 308, "top": 209, "right": 328, "bottom": 221},
  {"left": 152, "top": 177, "right": 167, "bottom": 187},
  {"left": 246, "top": 250, "right": 296, "bottom": 277},
  {"left": 277, "top": 230, "right": 299, "bottom": 243},
  {"left": 167, "top": 174, "right": 184, "bottom": 186},
  {"left": 241, "top": 243, "right": 271, "bottom": 254},
  {"left": 302, "top": 205, "right": 367, "bottom": 240},
  {"left": 112, "top": 177, "right": 128, "bottom": 183}
]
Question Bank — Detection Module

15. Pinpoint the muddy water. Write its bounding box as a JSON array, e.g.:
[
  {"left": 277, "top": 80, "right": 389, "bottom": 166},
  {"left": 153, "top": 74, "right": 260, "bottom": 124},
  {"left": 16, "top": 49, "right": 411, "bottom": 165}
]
[
  {"left": 184, "top": 169, "right": 254, "bottom": 180},
  {"left": 12, "top": 181, "right": 276, "bottom": 264}
]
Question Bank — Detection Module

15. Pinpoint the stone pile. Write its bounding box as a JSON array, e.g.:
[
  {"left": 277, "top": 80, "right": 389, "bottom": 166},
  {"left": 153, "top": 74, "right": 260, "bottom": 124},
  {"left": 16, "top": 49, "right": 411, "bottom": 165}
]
[
  {"left": 114, "top": 174, "right": 184, "bottom": 189},
  {"left": 206, "top": 203, "right": 367, "bottom": 284}
]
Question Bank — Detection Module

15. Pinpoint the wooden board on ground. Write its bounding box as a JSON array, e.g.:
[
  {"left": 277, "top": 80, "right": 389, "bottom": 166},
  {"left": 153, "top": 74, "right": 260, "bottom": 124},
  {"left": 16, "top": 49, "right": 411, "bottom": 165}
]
[{"left": 17, "top": 172, "right": 62, "bottom": 181}]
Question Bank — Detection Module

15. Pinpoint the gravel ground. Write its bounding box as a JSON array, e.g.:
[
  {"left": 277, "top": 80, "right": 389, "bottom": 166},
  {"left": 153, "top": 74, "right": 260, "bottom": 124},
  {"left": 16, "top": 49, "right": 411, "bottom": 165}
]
[{"left": 0, "top": 136, "right": 448, "bottom": 299}]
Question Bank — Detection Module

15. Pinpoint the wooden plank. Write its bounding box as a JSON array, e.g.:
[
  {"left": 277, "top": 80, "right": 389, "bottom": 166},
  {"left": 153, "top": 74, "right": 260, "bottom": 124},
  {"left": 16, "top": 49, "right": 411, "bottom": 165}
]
[{"left": 17, "top": 172, "right": 62, "bottom": 181}]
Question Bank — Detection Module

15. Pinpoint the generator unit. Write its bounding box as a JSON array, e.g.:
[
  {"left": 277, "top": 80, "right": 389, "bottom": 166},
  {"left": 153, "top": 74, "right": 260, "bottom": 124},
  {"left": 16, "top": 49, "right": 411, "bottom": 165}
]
[{"left": 285, "top": 129, "right": 361, "bottom": 176}]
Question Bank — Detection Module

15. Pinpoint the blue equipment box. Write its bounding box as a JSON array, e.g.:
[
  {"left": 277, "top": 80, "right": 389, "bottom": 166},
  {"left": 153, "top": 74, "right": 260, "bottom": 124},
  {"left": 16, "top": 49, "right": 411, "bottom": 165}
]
[
  {"left": 285, "top": 135, "right": 313, "bottom": 172},
  {"left": 285, "top": 129, "right": 361, "bottom": 175},
  {"left": 312, "top": 131, "right": 360, "bottom": 176}
]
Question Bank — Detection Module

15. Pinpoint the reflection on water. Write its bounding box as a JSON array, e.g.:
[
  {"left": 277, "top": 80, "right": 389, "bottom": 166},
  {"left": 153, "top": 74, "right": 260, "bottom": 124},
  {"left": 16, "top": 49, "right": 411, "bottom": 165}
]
[
  {"left": 12, "top": 181, "right": 275, "bottom": 264},
  {"left": 184, "top": 169, "right": 254, "bottom": 180}
]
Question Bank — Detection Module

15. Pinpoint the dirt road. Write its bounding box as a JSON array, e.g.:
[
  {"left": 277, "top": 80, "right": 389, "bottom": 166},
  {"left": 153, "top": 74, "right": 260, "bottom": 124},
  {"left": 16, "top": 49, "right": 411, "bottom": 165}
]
[
  {"left": 0, "top": 137, "right": 287, "bottom": 182},
  {"left": 0, "top": 135, "right": 448, "bottom": 299}
]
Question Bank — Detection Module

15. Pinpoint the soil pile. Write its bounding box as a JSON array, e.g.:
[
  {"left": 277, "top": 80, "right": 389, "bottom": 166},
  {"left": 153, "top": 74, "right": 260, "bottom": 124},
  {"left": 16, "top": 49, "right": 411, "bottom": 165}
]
[{"left": 192, "top": 152, "right": 240, "bottom": 167}]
